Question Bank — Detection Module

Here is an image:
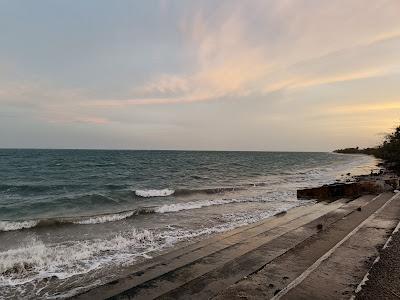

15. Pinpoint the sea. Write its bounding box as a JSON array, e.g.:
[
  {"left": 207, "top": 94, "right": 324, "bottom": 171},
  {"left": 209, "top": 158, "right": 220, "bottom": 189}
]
[{"left": 0, "top": 149, "right": 381, "bottom": 299}]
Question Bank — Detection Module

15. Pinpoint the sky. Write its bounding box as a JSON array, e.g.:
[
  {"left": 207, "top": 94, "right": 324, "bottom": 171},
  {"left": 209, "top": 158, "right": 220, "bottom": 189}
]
[{"left": 0, "top": 0, "right": 400, "bottom": 151}]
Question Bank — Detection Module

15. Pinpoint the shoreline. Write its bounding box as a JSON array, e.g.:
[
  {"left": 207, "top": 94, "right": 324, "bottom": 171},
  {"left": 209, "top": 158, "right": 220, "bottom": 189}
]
[
  {"left": 0, "top": 153, "right": 388, "bottom": 299},
  {"left": 70, "top": 161, "right": 400, "bottom": 299}
]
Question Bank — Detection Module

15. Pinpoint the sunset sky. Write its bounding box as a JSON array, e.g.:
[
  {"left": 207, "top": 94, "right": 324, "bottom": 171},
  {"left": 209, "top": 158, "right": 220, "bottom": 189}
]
[{"left": 1, "top": 0, "right": 399, "bottom": 151}]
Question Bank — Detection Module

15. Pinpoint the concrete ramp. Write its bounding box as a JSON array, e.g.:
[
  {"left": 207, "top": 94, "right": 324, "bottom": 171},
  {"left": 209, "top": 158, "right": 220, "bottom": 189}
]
[{"left": 72, "top": 193, "right": 400, "bottom": 300}]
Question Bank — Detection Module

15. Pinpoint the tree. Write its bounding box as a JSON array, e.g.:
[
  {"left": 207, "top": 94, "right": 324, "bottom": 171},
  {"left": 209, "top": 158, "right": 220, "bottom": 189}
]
[{"left": 376, "top": 125, "right": 400, "bottom": 166}]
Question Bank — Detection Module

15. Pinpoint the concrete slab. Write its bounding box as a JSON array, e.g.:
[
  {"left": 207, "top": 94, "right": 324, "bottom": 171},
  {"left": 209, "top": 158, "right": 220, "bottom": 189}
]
[
  {"left": 282, "top": 193, "right": 400, "bottom": 300},
  {"left": 73, "top": 200, "right": 348, "bottom": 300},
  {"left": 213, "top": 193, "right": 394, "bottom": 300},
  {"left": 105, "top": 196, "right": 377, "bottom": 299}
]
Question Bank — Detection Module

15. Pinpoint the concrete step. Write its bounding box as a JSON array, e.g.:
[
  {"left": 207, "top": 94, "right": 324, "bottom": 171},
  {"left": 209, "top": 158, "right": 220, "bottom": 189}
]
[
  {"left": 212, "top": 192, "right": 398, "bottom": 300},
  {"left": 280, "top": 193, "right": 400, "bottom": 300},
  {"left": 73, "top": 198, "right": 351, "bottom": 300},
  {"left": 155, "top": 194, "right": 384, "bottom": 300},
  {"left": 80, "top": 195, "right": 378, "bottom": 299}
]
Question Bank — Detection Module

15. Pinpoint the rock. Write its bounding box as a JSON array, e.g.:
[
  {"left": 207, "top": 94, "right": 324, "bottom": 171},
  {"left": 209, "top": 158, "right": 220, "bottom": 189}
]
[
  {"left": 275, "top": 211, "right": 287, "bottom": 217},
  {"left": 297, "top": 180, "right": 389, "bottom": 201},
  {"left": 384, "top": 178, "right": 399, "bottom": 190}
]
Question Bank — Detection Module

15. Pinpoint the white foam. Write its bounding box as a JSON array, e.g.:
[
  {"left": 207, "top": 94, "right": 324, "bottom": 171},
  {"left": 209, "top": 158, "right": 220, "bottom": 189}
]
[
  {"left": 0, "top": 220, "right": 38, "bottom": 232},
  {"left": 135, "top": 189, "right": 175, "bottom": 197},
  {"left": 0, "top": 211, "right": 138, "bottom": 231},
  {"left": 0, "top": 228, "right": 157, "bottom": 288},
  {"left": 0, "top": 200, "right": 308, "bottom": 298},
  {"left": 155, "top": 198, "right": 254, "bottom": 213},
  {"left": 159, "top": 200, "right": 303, "bottom": 246},
  {"left": 73, "top": 211, "right": 136, "bottom": 225}
]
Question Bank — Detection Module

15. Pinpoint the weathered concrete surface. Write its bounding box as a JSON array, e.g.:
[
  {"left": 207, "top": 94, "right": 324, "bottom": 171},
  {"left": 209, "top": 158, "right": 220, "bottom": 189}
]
[
  {"left": 355, "top": 225, "right": 400, "bottom": 299},
  {"left": 158, "top": 196, "right": 378, "bottom": 300},
  {"left": 72, "top": 193, "right": 400, "bottom": 300},
  {"left": 281, "top": 193, "right": 400, "bottom": 300},
  {"left": 213, "top": 193, "right": 399, "bottom": 300},
  {"left": 76, "top": 201, "right": 347, "bottom": 300},
  {"left": 73, "top": 200, "right": 346, "bottom": 300}
]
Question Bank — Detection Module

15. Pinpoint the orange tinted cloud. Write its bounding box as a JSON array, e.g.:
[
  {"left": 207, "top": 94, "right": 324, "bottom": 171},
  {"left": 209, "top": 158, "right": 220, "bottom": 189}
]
[
  {"left": 331, "top": 102, "right": 400, "bottom": 114},
  {"left": 94, "top": 1, "right": 400, "bottom": 107}
]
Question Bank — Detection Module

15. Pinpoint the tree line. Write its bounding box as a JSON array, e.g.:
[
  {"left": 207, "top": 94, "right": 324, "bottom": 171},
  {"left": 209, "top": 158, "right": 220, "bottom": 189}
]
[{"left": 334, "top": 125, "right": 400, "bottom": 171}]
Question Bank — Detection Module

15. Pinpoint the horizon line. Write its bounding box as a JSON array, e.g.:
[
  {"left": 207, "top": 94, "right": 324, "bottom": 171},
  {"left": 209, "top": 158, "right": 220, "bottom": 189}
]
[{"left": 0, "top": 147, "right": 337, "bottom": 153}]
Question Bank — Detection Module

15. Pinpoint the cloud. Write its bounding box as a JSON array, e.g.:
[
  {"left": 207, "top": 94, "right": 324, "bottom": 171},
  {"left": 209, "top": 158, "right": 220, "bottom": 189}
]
[
  {"left": 1, "top": 0, "right": 400, "bottom": 152},
  {"left": 87, "top": 0, "right": 400, "bottom": 107},
  {"left": 267, "top": 67, "right": 394, "bottom": 92},
  {"left": 120, "top": 6, "right": 270, "bottom": 106},
  {"left": 0, "top": 80, "right": 111, "bottom": 125},
  {"left": 328, "top": 102, "right": 400, "bottom": 114}
]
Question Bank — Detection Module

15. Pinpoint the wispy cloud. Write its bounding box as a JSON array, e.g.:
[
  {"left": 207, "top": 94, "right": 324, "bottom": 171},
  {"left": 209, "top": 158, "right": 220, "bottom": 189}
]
[
  {"left": 329, "top": 102, "right": 400, "bottom": 114},
  {"left": 87, "top": 0, "right": 400, "bottom": 107},
  {"left": 0, "top": 80, "right": 110, "bottom": 125},
  {"left": 1, "top": 0, "right": 399, "bottom": 151}
]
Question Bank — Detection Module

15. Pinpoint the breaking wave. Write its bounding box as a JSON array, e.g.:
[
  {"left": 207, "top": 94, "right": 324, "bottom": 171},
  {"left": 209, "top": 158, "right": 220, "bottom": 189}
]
[
  {"left": 0, "top": 199, "right": 305, "bottom": 298},
  {"left": 0, "top": 208, "right": 155, "bottom": 232},
  {"left": 133, "top": 186, "right": 246, "bottom": 198},
  {"left": 155, "top": 198, "right": 259, "bottom": 213},
  {"left": 0, "top": 228, "right": 157, "bottom": 286},
  {"left": 0, "top": 196, "right": 270, "bottom": 232},
  {"left": 0, "top": 220, "right": 38, "bottom": 232},
  {"left": 71, "top": 209, "right": 153, "bottom": 225},
  {"left": 135, "top": 189, "right": 175, "bottom": 197}
]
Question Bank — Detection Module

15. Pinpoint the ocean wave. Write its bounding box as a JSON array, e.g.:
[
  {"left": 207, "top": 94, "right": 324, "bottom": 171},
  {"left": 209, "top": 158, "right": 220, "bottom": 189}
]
[
  {"left": 0, "top": 228, "right": 157, "bottom": 286},
  {"left": 72, "top": 211, "right": 137, "bottom": 225},
  {"left": 0, "top": 183, "right": 90, "bottom": 194},
  {"left": 155, "top": 198, "right": 251, "bottom": 213},
  {"left": 135, "top": 189, "right": 175, "bottom": 198},
  {"left": 71, "top": 208, "right": 154, "bottom": 225},
  {"left": 0, "top": 196, "right": 268, "bottom": 232},
  {"left": 173, "top": 187, "right": 245, "bottom": 196},
  {"left": 0, "top": 208, "right": 156, "bottom": 232},
  {"left": 190, "top": 175, "right": 209, "bottom": 180},
  {"left": 0, "top": 203, "right": 298, "bottom": 291},
  {"left": 0, "top": 220, "right": 38, "bottom": 232},
  {"left": 133, "top": 186, "right": 246, "bottom": 198}
]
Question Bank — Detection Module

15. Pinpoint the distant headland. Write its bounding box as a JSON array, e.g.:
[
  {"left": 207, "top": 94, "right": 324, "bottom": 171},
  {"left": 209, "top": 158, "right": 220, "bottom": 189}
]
[{"left": 334, "top": 124, "right": 400, "bottom": 173}]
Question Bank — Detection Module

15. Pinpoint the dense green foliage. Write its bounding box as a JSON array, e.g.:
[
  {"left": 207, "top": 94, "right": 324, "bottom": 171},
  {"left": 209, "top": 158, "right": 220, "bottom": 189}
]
[
  {"left": 334, "top": 125, "right": 400, "bottom": 169},
  {"left": 377, "top": 126, "right": 400, "bottom": 165}
]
